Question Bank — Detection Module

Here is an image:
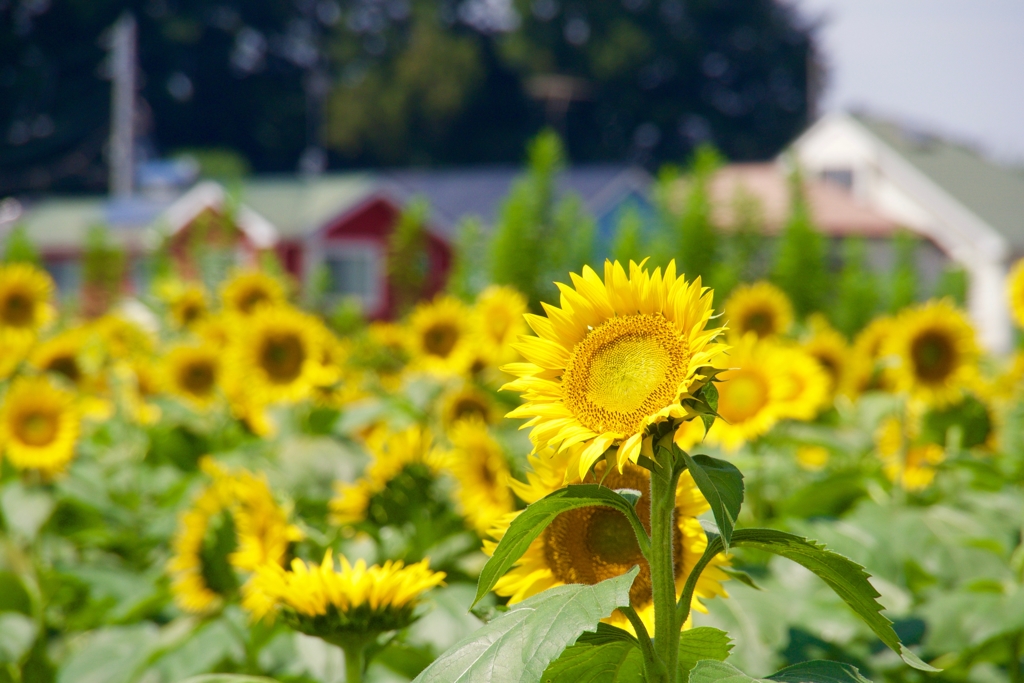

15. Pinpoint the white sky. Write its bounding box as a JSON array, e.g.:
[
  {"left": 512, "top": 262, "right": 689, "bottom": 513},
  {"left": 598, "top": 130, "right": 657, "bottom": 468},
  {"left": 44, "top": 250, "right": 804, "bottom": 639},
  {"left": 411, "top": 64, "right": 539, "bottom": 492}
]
[{"left": 793, "top": 0, "right": 1024, "bottom": 164}]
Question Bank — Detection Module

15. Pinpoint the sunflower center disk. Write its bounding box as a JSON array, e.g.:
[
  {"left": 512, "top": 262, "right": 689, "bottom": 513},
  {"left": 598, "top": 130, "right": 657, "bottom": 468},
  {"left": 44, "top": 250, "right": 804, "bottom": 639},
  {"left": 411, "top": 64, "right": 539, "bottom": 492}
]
[
  {"left": 1, "top": 292, "right": 34, "bottom": 327},
  {"left": 47, "top": 356, "right": 82, "bottom": 383},
  {"left": 543, "top": 466, "right": 683, "bottom": 608},
  {"left": 742, "top": 309, "right": 774, "bottom": 337},
  {"left": 16, "top": 410, "right": 59, "bottom": 447},
  {"left": 239, "top": 290, "right": 270, "bottom": 314},
  {"left": 423, "top": 323, "right": 459, "bottom": 357},
  {"left": 717, "top": 369, "right": 770, "bottom": 423},
  {"left": 261, "top": 334, "right": 305, "bottom": 383},
  {"left": 563, "top": 314, "right": 688, "bottom": 435},
  {"left": 182, "top": 362, "right": 216, "bottom": 395},
  {"left": 911, "top": 331, "right": 956, "bottom": 382}
]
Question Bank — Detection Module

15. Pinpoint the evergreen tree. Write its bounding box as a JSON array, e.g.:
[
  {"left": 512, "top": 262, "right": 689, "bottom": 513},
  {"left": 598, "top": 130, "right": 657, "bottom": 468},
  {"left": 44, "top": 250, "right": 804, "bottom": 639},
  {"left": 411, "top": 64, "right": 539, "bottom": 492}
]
[
  {"left": 771, "top": 166, "right": 828, "bottom": 318},
  {"left": 674, "top": 145, "right": 722, "bottom": 282},
  {"left": 611, "top": 205, "right": 645, "bottom": 266},
  {"left": 934, "top": 265, "right": 969, "bottom": 307},
  {"left": 446, "top": 217, "right": 488, "bottom": 302},
  {"left": 1, "top": 225, "right": 41, "bottom": 265},
  {"left": 82, "top": 224, "right": 126, "bottom": 317},
  {"left": 712, "top": 186, "right": 765, "bottom": 300},
  {"left": 387, "top": 198, "right": 430, "bottom": 316},
  {"left": 888, "top": 230, "right": 919, "bottom": 312},
  {"left": 831, "top": 237, "right": 881, "bottom": 336}
]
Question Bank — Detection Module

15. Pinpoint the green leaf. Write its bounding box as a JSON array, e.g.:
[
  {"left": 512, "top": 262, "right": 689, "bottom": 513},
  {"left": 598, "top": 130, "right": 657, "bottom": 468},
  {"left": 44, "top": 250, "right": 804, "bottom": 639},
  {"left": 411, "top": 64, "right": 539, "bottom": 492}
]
[
  {"left": 178, "top": 677, "right": 279, "bottom": 683},
  {"left": 768, "top": 661, "right": 873, "bottom": 683},
  {"left": 0, "top": 481, "right": 55, "bottom": 541},
  {"left": 677, "top": 452, "right": 743, "bottom": 550},
  {"left": 701, "top": 529, "right": 938, "bottom": 672},
  {"left": 56, "top": 624, "right": 160, "bottom": 683},
  {"left": 576, "top": 623, "right": 639, "bottom": 646},
  {"left": 415, "top": 567, "right": 638, "bottom": 683},
  {"left": 0, "top": 613, "right": 37, "bottom": 664},
  {"left": 719, "top": 567, "right": 762, "bottom": 591},
  {"left": 690, "top": 660, "right": 873, "bottom": 683},
  {"left": 700, "top": 382, "right": 720, "bottom": 432},
  {"left": 542, "top": 639, "right": 644, "bottom": 683},
  {"left": 474, "top": 486, "right": 650, "bottom": 607},
  {"left": 0, "top": 572, "right": 32, "bottom": 615},
  {"left": 677, "top": 627, "right": 733, "bottom": 682}
]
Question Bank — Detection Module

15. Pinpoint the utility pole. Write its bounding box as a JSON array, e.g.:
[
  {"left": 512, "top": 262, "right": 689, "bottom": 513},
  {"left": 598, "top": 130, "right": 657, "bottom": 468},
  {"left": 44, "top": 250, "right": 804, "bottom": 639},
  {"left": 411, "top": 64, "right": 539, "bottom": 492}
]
[{"left": 108, "top": 13, "right": 137, "bottom": 198}]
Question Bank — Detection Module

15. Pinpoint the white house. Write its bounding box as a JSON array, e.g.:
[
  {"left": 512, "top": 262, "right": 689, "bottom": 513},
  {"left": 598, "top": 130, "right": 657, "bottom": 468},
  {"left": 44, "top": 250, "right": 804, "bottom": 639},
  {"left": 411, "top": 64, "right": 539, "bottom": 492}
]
[{"left": 789, "top": 112, "right": 1024, "bottom": 354}]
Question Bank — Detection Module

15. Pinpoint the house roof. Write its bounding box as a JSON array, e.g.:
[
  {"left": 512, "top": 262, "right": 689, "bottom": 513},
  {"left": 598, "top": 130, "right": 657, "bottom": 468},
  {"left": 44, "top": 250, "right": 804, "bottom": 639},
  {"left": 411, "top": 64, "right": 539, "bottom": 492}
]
[
  {"left": 853, "top": 114, "right": 1024, "bottom": 251},
  {"left": 8, "top": 196, "right": 169, "bottom": 252},
  {"left": 380, "top": 164, "right": 653, "bottom": 238},
  {"left": 691, "top": 162, "right": 900, "bottom": 237},
  {"left": 239, "top": 174, "right": 378, "bottom": 239}
]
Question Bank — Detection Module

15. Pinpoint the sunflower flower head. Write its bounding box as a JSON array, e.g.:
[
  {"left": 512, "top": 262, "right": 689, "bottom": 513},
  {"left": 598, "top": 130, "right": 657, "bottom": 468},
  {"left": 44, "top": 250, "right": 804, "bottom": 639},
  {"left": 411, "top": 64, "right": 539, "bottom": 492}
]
[
  {"left": 503, "top": 260, "right": 727, "bottom": 479},
  {"left": 446, "top": 418, "right": 515, "bottom": 535},
  {"left": 723, "top": 281, "right": 793, "bottom": 339},
  {"left": 0, "top": 376, "right": 80, "bottom": 475},
  {"left": 882, "top": 299, "right": 979, "bottom": 406},
  {"left": 488, "top": 448, "right": 728, "bottom": 636},
  {"left": 407, "top": 296, "right": 475, "bottom": 377},
  {"left": 0, "top": 263, "right": 55, "bottom": 337},
  {"left": 163, "top": 281, "right": 209, "bottom": 329},
  {"left": 473, "top": 285, "right": 529, "bottom": 364},
  {"left": 164, "top": 343, "right": 222, "bottom": 408},
  {"left": 1008, "top": 258, "right": 1024, "bottom": 329},
  {"left": 242, "top": 550, "right": 445, "bottom": 639},
  {"left": 220, "top": 270, "right": 287, "bottom": 316},
  {"left": 801, "top": 316, "right": 849, "bottom": 400},
  {"left": 875, "top": 414, "right": 945, "bottom": 491}
]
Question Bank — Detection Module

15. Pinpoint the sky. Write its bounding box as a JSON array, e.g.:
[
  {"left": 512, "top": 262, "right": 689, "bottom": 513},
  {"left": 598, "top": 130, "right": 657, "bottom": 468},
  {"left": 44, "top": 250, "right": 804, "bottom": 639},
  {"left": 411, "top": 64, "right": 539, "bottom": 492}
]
[{"left": 794, "top": 0, "right": 1024, "bottom": 164}]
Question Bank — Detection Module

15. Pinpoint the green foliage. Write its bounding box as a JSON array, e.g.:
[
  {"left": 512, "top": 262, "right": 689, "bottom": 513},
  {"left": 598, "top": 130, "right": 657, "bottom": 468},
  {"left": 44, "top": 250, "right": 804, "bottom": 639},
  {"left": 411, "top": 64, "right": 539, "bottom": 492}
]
[
  {"left": 174, "top": 148, "right": 251, "bottom": 181},
  {"left": 446, "top": 217, "right": 488, "bottom": 301},
  {"left": 673, "top": 145, "right": 723, "bottom": 282},
  {"left": 489, "top": 130, "right": 594, "bottom": 310},
  {"left": 887, "top": 230, "right": 919, "bottom": 312},
  {"left": 771, "top": 167, "right": 829, "bottom": 318},
  {"left": 82, "top": 224, "right": 126, "bottom": 312},
  {"left": 934, "top": 265, "right": 969, "bottom": 306},
  {"left": 1, "top": 225, "right": 40, "bottom": 265},
  {"left": 474, "top": 485, "right": 651, "bottom": 607},
  {"left": 676, "top": 628, "right": 735, "bottom": 682},
  {"left": 690, "top": 660, "right": 873, "bottom": 683},
  {"left": 611, "top": 205, "right": 645, "bottom": 266},
  {"left": 831, "top": 238, "right": 881, "bottom": 337},
  {"left": 675, "top": 452, "right": 744, "bottom": 551},
  {"left": 415, "top": 569, "right": 638, "bottom": 683},
  {"left": 388, "top": 197, "right": 431, "bottom": 316},
  {"left": 712, "top": 188, "right": 765, "bottom": 301}
]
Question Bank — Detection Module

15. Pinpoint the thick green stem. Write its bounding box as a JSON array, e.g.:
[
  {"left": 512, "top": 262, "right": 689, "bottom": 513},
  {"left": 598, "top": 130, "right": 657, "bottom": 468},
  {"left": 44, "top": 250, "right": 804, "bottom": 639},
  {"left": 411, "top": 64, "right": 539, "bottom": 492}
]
[
  {"left": 619, "top": 606, "right": 667, "bottom": 683},
  {"left": 342, "top": 642, "right": 365, "bottom": 683},
  {"left": 1010, "top": 632, "right": 1022, "bottom": 683},
  {"left": 650, "top": 454, "right": 682, "bottom": 683}
]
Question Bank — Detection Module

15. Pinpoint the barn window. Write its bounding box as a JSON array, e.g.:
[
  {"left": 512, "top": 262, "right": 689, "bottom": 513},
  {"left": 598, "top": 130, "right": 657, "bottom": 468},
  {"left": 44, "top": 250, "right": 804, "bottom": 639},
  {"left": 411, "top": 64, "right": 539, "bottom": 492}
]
[{"left": 323, "top": 243, "right": 381, "bottom": 311}]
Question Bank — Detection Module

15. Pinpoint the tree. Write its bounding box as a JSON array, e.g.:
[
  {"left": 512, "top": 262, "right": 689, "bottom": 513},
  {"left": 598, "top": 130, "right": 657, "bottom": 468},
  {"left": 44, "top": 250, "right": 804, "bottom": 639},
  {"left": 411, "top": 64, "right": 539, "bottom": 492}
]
[
  {"left": 831, "top": 237, "right": 880, "bottom": 336},
  {"left": 771, "top": 166, "right": 828, "bottom": 318},
  {"left": 2, "top": 225, "right": 41, "bottom": 265},
  {"left": 888, "top": 230, "right": 919, "bottom": 312},
  {"left": 673, "top": 145, "right": 722, "bottom": 283},
  {"left": 387, "top": 198, "right": 430, "bottom": 317}
]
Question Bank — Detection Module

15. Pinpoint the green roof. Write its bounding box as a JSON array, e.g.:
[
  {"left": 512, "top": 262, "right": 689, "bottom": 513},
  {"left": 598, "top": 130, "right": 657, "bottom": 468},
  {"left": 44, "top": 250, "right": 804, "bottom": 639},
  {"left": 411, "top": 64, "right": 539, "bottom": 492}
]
[
  {"left": 855, "top": 114, "right": 1024, "bottom": 252},
  {"left": 14, "top": 198, "right": 138, "bottom": 251},
  {"left": 238, "top": 173, "right": 377, "bottom": 239}
]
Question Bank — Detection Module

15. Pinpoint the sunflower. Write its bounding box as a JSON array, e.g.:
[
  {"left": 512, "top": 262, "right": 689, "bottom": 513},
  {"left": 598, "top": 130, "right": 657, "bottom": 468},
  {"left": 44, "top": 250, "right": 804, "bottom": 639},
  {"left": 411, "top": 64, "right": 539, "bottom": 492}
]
[
  {"left": 193, "top": 315, "right": 233, "bottom": 350},
  {"left": 473, "top": 285, "right": 529, "bottom": 363},
  {"left": 703, "top": 334, "right": 788, "bottom": 451},
  {"left": 773, "top": 344, "right": 830, "bottom": 421},
  {"left": 849, "top": 316, "right": 896, "bottom": 394},
  {"left": 92, "top": 314, "right": 155, "bottom": 361},
  {"left": 0, "top": 329, "right": 34, "bottom": 380},
  {"left": 0, "top": 263, "right": 54, "bottom": 337},
  {"left": 795, "top": 445, "right": 830, "bottom": 472},
  {"left": 119, "top": 360, "right": 162, "bottom": 425},
  {"left": 220, "top": 270, "right": 287, "bottom": 316},
  {"left": 504, "top": 260, "right": 726, "bottom": 479},
  {"left": 164, "top": 343, "right": 222, "bottom": 408},
  {"left": 330, "top": 426, "right": 448, "bottom": 526},
  {"left": 802, "top": 319, "right": 849, "bottom": 399},
  {"left": 407, "top": 296, "right": 475, "bottom": 376},
  {"left": 242, "top": 549, "right": 445, "bottom": 638},
  {"left": 31, "top": 330, "right": 91, "bottom": 387},
  {"left": 723, "top": 281, "right": 793, "bottom": 339},
  {"left": 224, "top": 305, "right": 324, "bottom": 404},
  {"left": 0, "top": 376, "right": 80, "bottom": 474},
  {"left": 167, "top": 282, "right": 209, "bottom": 329},
  {"left": 882, "top": 299, "right": 979, "bottom": 406},
  {"left": 446, "top": 419, "right": 515, "bottom": 535},
  {"left": 875, "top": 416, "right": 945, "bottom": 491},
  {"left": 439, "top": 384, "right": 498, "bottom": 429},
  {"left": 168, "top": 459, "right": 303, "bottom": 613},
  {"left": 488, "top": 448, "right": 728, "bottom": 636},
  {"left": 1008, "top": 258, "right": 1024, "bottom": 328}
]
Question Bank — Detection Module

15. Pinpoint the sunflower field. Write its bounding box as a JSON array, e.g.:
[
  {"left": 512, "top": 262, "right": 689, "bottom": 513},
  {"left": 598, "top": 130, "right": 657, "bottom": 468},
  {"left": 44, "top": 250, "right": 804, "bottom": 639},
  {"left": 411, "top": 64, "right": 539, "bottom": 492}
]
[{"left": 1, "top": 245, "right": 1024, "bottom": 683}]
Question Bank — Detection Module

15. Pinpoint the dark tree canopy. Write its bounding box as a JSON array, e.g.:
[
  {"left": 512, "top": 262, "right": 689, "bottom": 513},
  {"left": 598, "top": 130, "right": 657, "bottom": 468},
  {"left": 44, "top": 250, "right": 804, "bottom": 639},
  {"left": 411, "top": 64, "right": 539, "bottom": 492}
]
[{"left": 0, "top": 0, "right": 819, "bottom": 194}]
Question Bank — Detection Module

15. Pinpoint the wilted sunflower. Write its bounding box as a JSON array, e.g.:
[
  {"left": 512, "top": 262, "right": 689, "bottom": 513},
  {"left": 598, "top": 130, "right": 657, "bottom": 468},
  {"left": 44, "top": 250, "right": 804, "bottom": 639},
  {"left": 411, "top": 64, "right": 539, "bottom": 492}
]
[
  {"left": 330, "top": 426, "right": 448, "bottom": 526},
  {"left": 0, "top": 263, "right": 54, "bottom": 337},
  {"left": 0, "top": 376, "right": 80, "bottom": 474},
  {"left": 883, "top": 299, "right": 979, "bottom": 406},
  {"left": 407, "top": 296, "right": 475, "bottom": 376},
  {"left": 773, "top": 344, "right": 830, "bottom": 421},
  {"left": 723, "top": 281, "right": 793, "bottom": 339},
  {"left": 703, "top": 334, "right": 788, "bottom": 451},
  {"left": 488, "top": 448, "right": 728, "bottom": 636},
  {"left": 242, "top": 549, "right": 445, "bottom": 638},
  {"left": 875, "top": 416, "right": 945, "bottom": 491},
  {"left": 802, "top": 319, "right": 849, "bottom": 399},
  {"left": 447, "top": 419, "right": 515, "bottom": 535},
  {"left": 473, "top": 285, "right": 528, "bottom": 363},
  {"left": 504, "top": 260, "right": 726, "bottom": 478},
  {"left": 225, "top": 306, "right": 324, "bottom": 404},
  {"left": 220, "top": 270, "right": 287, "bottom": 316},
  {"left": 1008, "top": 258, "right": 1024, "bottom": 328},
  {"left": 164, "top": 344, "right": 222, "bottom": 408},
  {"left": 168, "top": 459, "right": 302, "bottom": 614}
]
